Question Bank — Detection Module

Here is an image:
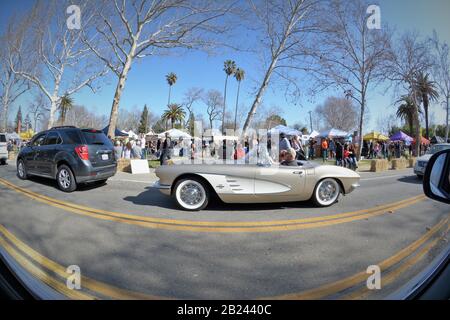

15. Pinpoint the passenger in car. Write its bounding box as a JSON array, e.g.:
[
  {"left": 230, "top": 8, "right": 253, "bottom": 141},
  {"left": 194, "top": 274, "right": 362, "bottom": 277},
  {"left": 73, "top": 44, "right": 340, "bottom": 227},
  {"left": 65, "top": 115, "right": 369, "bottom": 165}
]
[{"left": 281, "top": 148, "right": 299, "bottom": 167}]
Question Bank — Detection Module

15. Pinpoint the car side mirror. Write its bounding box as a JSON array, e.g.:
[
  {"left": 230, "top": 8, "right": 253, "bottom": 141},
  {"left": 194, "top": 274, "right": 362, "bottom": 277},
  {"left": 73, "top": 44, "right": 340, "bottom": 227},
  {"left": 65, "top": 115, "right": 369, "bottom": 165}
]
[{"left": 423, "top": 149, "right": 450, "bottom": 204}]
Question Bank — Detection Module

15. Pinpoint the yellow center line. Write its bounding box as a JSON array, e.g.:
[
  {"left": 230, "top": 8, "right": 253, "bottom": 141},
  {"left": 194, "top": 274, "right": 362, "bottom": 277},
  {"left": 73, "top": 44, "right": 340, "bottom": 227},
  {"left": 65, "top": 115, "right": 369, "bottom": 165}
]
[
  {"left": 0, "top": 177, "right": 427, "bottom": 233},
  {"left": 260, "top": 216, "right": 449, "bottom": 299},
  {"left": 343, "top": 224, "right": 450, "bottom": 300},
  {"left": 0, "top": 224, "right": 170, "bottom": 300},
  {"left": 0, "top": 235, "right": 95, "bottom": 300}
]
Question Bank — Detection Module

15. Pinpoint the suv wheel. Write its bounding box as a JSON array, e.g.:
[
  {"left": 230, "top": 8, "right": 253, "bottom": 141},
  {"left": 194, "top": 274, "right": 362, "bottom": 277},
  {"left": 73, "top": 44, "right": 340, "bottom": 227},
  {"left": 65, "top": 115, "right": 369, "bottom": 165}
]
[
  {"left": 57, "top": 165, "right": 77, "bottom": 192},
  {"left": 17, "top": 159, "right": 28, "bottom": 179}
]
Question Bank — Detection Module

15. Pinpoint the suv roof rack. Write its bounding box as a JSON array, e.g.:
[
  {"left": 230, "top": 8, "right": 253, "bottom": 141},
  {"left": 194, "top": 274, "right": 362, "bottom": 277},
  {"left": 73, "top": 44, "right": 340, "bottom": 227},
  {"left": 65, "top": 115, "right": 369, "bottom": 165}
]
[{"left": 50, "top": 126, "right": 77, "bottom": 130}]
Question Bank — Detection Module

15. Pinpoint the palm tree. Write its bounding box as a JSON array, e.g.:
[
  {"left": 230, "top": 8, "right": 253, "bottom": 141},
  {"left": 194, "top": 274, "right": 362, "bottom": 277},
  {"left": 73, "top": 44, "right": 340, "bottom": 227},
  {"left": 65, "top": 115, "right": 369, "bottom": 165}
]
[
  {"left": 233, "top": 68, "right": 245, "bottom": 131},
  {"left": 414, "top": 72, "right": 439, "bottom": 139},
  {"left": 58, "top": 94, "right": 74, "bottom": 125},
  {"left": 162, "top": 103, "right": 185, "bottom": 129},
  {"left": 396, "top": 95, "right": 419, "bottom": 136},
  {"left": 166, "top": 73, "right": 178, "bottom": 106},
  {"left": 222, "top": 60, "right": 236, "bottom": 133}
]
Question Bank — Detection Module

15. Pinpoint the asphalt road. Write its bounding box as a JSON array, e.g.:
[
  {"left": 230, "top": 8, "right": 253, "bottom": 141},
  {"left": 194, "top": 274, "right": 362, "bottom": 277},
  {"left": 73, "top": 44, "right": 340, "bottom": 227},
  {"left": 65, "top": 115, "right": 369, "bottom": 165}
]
[{"left": 0, "top": 161, "right": 449, "bottom": 299}]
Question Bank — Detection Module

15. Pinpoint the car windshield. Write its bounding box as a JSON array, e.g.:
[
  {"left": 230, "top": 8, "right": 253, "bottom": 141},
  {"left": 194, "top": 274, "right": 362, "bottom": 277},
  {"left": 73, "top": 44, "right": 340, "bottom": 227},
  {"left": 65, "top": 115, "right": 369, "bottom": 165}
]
[{"left": 427, "top": 145, "right": 450, "bottom": 155}]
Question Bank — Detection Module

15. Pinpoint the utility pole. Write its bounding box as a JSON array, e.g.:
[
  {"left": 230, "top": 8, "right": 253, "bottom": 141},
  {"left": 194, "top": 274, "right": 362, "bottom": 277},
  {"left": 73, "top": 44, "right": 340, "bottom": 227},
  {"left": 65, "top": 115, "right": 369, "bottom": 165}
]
[{"left": 308, "top": 111, "right": 313, "bottom": 133}]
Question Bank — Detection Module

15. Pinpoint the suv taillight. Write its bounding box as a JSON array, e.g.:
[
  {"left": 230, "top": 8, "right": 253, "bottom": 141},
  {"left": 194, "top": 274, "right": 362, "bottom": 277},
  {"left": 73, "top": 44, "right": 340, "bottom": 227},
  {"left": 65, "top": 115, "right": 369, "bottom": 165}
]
[{"left": 75, "top": 145, "right": 89, "bottom": 160}]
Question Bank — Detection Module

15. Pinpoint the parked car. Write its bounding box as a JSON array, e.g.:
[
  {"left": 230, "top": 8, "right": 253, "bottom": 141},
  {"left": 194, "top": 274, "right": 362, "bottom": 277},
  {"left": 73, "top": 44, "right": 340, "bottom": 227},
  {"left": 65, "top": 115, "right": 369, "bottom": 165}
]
[
  {"left": 155, "top": 160, "right": 360, "bottom": 211},
  {"left": 16, "top": 126, "right": 117, "bottom": 192},
  {"left": 414, "top": 143, "right": 450, "bottom": 178},
  {"left": 0, "top": 133, "right": 7, "bottom": 165}
]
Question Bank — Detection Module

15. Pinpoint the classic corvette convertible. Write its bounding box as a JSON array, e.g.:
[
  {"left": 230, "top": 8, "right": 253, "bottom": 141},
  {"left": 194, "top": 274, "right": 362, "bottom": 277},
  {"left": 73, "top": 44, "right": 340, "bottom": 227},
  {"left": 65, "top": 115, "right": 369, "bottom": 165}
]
[{"left": 154, "top": 160, "right": 360, "bottom": 211}]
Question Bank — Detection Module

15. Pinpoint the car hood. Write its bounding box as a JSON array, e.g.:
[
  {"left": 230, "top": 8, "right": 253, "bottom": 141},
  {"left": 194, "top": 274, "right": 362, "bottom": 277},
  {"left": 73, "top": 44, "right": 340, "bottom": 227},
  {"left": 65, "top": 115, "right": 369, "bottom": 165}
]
[{"left": 417, "top": 154, "right": 433, "bottom": 162}]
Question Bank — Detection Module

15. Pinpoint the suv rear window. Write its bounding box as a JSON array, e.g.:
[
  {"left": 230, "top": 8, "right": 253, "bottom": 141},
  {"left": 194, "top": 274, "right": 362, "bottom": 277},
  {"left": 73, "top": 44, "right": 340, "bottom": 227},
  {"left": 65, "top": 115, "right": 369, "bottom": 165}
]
[
  {"left": 81, "top": 130, "right": 112, "bottom": 146},
  {"left": 61, "top": 130, "right": 82, "bottom": 145},
  {"left": 0, "top": 134, "right": 6, "bottom": 143}
]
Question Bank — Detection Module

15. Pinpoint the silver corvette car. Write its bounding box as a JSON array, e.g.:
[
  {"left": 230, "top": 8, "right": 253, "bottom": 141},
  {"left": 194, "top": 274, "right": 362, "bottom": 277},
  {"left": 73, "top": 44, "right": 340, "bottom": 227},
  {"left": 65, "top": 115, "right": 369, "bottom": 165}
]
[{"left": 154, "top": 160, "right": 360, "bottom": 211}]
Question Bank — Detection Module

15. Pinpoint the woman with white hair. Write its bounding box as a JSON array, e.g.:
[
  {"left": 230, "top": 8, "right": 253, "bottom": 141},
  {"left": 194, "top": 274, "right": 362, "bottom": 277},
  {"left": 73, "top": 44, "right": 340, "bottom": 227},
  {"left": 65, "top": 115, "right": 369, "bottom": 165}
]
[{"left": 281, "top": 148, "right": 299, "bottom": 166}]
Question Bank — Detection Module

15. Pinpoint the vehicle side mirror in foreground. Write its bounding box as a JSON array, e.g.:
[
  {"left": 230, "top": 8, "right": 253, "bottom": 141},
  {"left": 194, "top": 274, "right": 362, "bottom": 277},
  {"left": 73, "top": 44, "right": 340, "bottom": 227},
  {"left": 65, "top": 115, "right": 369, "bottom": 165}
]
[{"left": 423, "top": 149, "right": 450, "bottom": 204}]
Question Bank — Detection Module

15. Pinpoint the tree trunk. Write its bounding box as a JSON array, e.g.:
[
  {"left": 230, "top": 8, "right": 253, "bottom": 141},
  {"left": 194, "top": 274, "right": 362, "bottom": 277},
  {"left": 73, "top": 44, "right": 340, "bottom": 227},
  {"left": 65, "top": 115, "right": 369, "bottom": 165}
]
[
  {"left": 445, "top": 96, "right": 449, "bottom": 142},
  {"left": 107, "top": 58, "right": 133, "bottom": 139},
  {"left": 47, "top": 98, "right": 59, "bottom": 129},
  {"left": 222, "top": 75, "right": 228, "bottom": 134},
  {"left": 424, "top": 95, "right": 429, "bottom": 140},
  {"left": 242, "top": 58, "right": 279, "bottom": 136},
  {"left": 234, "top": 80, "right": 241, "bottom": 132},
  {"left": 413, "top": 103, "right": 421, "bottom": 157},
  {"left": 357, "top": 99, "right": 365, "bottom": 161},
  {"left": 1, "top": 84, "right": 10, "bottom": 132},
  {"left": 168, "top": 86, "right": 172, "bottom": 106}
]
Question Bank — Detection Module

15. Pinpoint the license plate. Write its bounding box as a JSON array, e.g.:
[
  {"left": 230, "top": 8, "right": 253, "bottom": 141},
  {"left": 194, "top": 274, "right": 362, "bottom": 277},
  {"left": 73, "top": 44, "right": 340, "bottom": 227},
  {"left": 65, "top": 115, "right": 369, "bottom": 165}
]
[{"left": 101, "top": 154, "right": 109, "bottom": 160}]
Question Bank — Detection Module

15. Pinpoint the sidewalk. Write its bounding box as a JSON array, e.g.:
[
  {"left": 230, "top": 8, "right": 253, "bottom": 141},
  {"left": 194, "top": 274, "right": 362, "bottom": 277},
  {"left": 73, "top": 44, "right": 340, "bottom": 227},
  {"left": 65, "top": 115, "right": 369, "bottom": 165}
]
[{"left": 109, "top": 168, "right": 158, "bottom": 184}]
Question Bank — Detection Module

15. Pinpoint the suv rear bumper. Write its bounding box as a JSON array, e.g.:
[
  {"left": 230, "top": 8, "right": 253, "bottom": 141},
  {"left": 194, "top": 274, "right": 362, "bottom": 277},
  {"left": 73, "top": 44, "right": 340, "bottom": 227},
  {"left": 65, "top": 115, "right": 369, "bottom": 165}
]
[{"left": 75, "top": 163, "right": 117, "bottom": 183}]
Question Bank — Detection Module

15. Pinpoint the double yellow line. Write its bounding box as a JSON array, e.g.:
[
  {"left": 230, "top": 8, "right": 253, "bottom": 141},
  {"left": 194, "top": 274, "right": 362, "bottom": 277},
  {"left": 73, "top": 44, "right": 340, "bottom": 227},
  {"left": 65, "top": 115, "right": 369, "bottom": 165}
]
[
  {"left": 0, "top": 224, "right": 168, "bottom": 300},
  {"left": 263, "top": 217, "right": 450, "bottom": 300},
  {"left": 0, "top": 178, "right": 427, "bottom": 233},
  {"left": 0, "top": 217, "right": 447, "bottom": 300}
]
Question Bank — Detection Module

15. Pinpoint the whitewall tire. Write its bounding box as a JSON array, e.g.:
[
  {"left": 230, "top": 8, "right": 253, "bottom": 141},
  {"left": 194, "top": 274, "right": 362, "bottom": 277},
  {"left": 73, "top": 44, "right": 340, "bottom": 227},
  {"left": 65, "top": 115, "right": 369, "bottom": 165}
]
[
  {"left": 173, "top": 178, "right": 209, "bottom": 211},
  {"left": 312, "top": 178, "right": 341, "bottom": 207}
]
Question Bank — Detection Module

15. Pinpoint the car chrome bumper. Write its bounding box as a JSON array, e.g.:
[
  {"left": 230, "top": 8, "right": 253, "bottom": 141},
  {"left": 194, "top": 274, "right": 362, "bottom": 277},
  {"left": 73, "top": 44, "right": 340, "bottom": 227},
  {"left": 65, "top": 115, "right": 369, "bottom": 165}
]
[{"left": 153, "top": 180, "right": 171, "bottom": 195}]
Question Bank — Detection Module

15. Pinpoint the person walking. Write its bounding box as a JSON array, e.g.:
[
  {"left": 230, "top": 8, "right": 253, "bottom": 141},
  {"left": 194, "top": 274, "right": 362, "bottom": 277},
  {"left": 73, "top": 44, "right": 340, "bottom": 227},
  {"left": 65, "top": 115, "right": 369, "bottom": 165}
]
[
  {"left": 279, "top": 133, "right": 291, "bottom": 152},
  {"left": 159, "top": 135, "right": 172, "bottom": 165},
  {"left": 321, "top": 138, "right": 329, "bottom": 163},
  {"left": 113, "top": 140, "right": 123, "bottom": 160},
  {"left": 329, "top": 139, "right": 335, "bottom": 159},
  {"left": 308, "top": 138, "right": 316, "bottom": 160},
  {"left": 335, "top": 140, "right": 343, "bottom": 166},
  {"left": 122, "top": 142, "right": 132, "bottom": 159}
]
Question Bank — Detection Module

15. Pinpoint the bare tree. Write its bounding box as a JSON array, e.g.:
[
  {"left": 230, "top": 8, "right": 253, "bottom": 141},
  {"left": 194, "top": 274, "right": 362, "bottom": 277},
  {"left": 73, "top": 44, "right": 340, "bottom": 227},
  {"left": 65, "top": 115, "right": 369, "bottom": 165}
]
[
  {"left": 64, "top": 105, "right": 108, "bottom": 129},
  {"left": 182, "top": 87, "right": 204, "bottom": 127},
  {"left": 241, "top": 0, "right": 321, "bottom": 135},
  {"left": 10, "top": 1, "right": 108, "bottom": 129},
  {"left": 386, "top": 32, "right": 433, "bottom": 156},
  {"left": 314, "top": 96, "right": 359, "bottom": 132},
  {"left": 0, "top": 15, "right": 31, "bottom": 132},
  {"left": 27, "top": 94, "right": 48, "bottom": 132},
  {"left": 203, "top": 90, "right": 223, "bottom": 129},
  {"left": 307, "top": 0, "right": 391, "bottom": 159},
  {"left": 83, "top": 0, "right": 234, "bottom": 138},
  {"left": 430, "top": 31, "right": 450, "bottom": 141}
]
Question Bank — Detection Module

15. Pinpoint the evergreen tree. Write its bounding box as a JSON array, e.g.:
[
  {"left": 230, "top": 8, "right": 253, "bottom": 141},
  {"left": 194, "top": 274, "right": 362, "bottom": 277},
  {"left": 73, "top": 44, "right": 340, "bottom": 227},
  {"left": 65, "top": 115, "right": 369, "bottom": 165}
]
[{"left": 138, "top": 105, "right": 149, "bottom": 134}]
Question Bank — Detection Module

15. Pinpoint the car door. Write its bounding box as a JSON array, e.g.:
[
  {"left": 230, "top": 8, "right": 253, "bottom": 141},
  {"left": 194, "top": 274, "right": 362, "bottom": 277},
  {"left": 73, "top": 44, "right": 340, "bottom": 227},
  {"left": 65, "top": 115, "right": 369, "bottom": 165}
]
[
  {"left": 253, "top": 164, "right": 307, "bottom": 202},
  {"left": 26, "top": 133, "right": 47, "bottom": 172},
  {"left": 40, "top": 131, "right": 61, "bottom": 176}
]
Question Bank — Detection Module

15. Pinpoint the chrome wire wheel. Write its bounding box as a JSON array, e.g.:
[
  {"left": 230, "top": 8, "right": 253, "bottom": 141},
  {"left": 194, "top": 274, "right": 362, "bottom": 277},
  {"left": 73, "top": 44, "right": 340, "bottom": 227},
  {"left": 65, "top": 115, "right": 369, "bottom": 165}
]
[
  {"left": 314, "top": 178, "right": 340, "bottom": 207},
  {"left": 58, "top": 168, "right": 71, "bottom": 189},
  {"left": 175, "top": 179, "right": 208, "bottom": 211}
]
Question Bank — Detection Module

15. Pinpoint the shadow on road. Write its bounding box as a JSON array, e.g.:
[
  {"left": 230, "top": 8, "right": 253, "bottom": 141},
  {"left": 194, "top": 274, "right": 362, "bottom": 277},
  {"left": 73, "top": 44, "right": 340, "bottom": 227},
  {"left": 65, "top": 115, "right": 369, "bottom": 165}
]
[
  {"left": 123, "top": 186, "right": 318, "bottom": 212},
  {"left": 397, "top": 175, "right": 423, "bottom": 185},
  {"left": 26, "top": 175, "right": 109, "bottom": 192}
]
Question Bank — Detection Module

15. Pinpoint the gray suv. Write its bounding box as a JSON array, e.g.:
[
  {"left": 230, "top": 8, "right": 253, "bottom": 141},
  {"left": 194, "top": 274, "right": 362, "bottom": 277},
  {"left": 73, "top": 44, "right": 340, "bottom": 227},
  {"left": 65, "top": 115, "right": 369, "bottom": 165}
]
[{"left": 17, "top": 126, "right": 117, "bottom": 192}]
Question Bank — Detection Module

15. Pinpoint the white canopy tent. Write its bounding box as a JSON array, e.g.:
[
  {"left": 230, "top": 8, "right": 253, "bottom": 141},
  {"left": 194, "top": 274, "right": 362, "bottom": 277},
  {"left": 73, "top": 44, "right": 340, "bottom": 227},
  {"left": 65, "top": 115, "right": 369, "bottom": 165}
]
[
  {"left": 157, "top": 128, "right": 192, "bottom": 139},
  {"left": 269, "top": 125, "right": 301, "bottom": 136}
]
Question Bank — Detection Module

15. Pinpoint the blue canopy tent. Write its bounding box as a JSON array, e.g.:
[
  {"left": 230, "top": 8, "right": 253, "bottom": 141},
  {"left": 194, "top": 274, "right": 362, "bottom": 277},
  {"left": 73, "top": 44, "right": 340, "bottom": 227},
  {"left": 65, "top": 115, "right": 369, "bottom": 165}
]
[
  {"left": 389, "top": 131, "right": 413, "bottom": 142},
  {"left": 102, "top": 125, "right": 128, "bottom": 137}
]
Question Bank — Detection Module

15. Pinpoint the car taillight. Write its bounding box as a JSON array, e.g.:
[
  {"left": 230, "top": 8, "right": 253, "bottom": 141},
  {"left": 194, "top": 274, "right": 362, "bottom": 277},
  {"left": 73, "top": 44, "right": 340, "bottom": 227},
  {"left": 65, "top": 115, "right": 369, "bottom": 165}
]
[{"left": 75, "top": 145, "right": 89, "bottom": 160}]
